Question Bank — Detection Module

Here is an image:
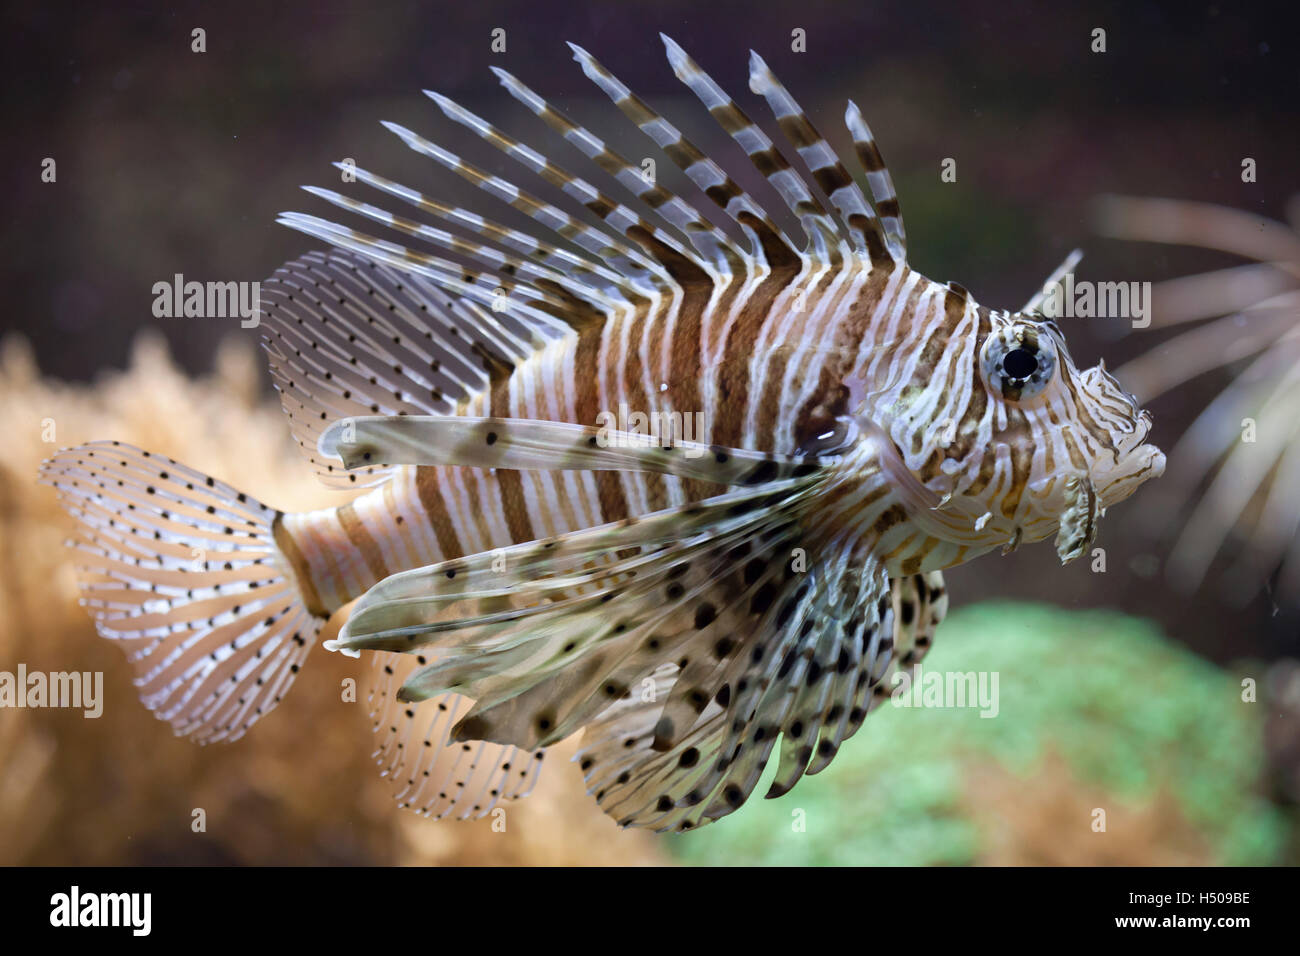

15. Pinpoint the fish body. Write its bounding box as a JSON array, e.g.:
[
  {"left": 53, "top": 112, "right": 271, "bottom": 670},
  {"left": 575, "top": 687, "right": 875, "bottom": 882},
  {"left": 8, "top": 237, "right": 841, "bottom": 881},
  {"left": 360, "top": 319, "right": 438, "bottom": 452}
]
[{"left": 41, "top": 37, "right": 1163, "bottom": 830}]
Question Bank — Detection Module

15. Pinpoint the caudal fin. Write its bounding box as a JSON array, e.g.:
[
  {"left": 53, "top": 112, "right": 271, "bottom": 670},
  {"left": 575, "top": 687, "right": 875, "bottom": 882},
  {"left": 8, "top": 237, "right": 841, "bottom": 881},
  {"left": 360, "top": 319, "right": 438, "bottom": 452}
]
[{"left": 39, "top": 441, "right": 324, "bottom": 743}]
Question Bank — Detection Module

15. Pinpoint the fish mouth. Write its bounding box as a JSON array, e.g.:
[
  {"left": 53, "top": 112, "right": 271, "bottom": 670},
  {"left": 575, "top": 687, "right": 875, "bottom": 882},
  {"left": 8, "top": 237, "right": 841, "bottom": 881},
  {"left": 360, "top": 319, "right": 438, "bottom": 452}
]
[
  {"left": 1095, "top": 440, "right": 1165, "bottom": 509},
  {"left": 1026, "top": 408, "right": 1165, "bottom": 516},
  {"left": 1093, "top": 408, "right": 1165, "bottom": 509}
]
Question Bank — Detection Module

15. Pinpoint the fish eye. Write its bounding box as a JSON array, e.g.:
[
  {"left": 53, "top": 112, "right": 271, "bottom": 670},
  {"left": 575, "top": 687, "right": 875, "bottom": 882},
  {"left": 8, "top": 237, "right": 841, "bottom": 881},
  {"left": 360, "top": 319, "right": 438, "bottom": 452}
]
[
  {"left": 1002, "top": 347, "right": 1039, "bottom": 379},
  {"left": 981, "top": 326, "right": 1057, "bottom": 401}
]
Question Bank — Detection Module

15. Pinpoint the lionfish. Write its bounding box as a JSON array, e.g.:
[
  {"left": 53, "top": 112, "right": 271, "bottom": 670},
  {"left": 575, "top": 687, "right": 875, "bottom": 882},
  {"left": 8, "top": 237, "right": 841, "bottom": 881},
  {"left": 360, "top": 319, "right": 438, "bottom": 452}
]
[{"left": 41, "top": 38, "right": 1164, "bottom": 831}]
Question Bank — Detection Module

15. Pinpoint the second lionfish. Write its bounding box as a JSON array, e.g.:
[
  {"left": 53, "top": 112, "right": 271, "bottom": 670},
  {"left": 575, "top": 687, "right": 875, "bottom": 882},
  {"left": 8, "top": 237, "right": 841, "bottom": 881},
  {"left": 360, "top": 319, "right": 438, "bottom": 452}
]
[{"left": 41, "top": 37, "right": 1165, "bottom": 830}]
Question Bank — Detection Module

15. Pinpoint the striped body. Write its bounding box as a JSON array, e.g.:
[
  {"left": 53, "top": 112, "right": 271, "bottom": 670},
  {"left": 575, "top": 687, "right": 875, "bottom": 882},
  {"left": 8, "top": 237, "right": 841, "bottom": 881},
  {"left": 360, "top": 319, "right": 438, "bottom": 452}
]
[{"left": 274, "top": 262, "right": 964, "bottom": 614}]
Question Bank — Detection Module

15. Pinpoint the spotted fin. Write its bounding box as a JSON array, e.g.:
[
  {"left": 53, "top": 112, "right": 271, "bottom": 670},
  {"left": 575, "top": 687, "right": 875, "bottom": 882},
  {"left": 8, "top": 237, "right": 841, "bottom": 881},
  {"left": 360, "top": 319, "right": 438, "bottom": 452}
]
[
  {"left": 573, "top": 542, "right": 900, "bottom": 830},
  {"left": 366, "top": 651, "right": 543, "bottom": 819},
  {"left": 260, "top": 249, "right": 551, "bottom": 488},
  {"left": 39, "top": 442, "right": 324, "bottom": 743},
  {"left": 332, "top": 474, "right": 821, "bottom": 654},
  {"left": 889, "top": 571, "right": 948, "bottom": 670}
]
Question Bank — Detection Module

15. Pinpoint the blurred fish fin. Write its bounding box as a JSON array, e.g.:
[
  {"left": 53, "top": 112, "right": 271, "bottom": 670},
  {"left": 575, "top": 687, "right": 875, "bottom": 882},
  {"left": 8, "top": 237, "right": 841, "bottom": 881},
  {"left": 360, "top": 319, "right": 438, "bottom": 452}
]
[
  {"left": 367, "top": 652, "right": 544, "bottom": 820},
  {"left": 1023, "top": 248, "right": 1083, "bottom": 313},
  {"left": 40, "top": 442, "right": 325, "bottom": 743},
  {"left": 260, "top": 249, "right": 544, "bottom": 489}
]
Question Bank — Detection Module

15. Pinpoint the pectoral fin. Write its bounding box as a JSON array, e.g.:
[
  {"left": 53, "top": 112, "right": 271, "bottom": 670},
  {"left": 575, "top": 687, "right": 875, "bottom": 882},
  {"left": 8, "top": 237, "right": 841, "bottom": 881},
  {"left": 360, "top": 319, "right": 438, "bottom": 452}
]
[{"left": 318, "top": 414, "right": 827, "bottom": 486}]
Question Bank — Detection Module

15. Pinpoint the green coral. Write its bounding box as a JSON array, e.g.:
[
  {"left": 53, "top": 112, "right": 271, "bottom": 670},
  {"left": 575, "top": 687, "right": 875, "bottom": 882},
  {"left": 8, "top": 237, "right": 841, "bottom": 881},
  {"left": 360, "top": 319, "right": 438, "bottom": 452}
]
[{"left": 665, "top": 601, "right": 1287, "bottom": 866}]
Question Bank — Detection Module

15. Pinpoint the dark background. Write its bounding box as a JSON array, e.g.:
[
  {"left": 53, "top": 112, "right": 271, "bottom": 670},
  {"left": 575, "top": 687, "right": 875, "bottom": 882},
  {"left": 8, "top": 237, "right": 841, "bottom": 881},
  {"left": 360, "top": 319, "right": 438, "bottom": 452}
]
[{"left": 3, "top": 0, "right": 1298, "bottom": 659}]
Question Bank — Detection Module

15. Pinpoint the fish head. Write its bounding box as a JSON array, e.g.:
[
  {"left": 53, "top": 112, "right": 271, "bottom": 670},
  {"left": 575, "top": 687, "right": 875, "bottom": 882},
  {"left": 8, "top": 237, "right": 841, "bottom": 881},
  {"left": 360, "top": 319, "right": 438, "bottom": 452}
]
[{"left": 858, "top": 307, "right": 1165, "bottom": 563}]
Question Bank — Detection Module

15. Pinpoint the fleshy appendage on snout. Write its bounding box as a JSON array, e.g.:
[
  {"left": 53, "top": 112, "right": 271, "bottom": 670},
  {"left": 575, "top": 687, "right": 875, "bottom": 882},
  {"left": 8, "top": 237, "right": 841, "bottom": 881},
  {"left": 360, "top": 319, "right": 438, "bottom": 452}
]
[{"left": 1047, "top": 438, "right": 1165, "bottom": 565}]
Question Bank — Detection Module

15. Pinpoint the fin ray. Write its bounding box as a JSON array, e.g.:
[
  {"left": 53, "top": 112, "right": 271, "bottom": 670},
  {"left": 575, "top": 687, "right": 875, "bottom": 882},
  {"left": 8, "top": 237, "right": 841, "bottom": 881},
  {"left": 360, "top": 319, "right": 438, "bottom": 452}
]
[
  {"left": 568, "top": 41, "right": 799, "bottom": 269},
  {"left": 845, "top": 100, "right": 907, "bottom": 260}
]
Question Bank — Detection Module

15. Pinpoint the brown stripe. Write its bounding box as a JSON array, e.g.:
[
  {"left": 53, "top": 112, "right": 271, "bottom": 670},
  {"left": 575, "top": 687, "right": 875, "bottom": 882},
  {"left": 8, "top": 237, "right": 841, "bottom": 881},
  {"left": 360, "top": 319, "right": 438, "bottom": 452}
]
[
  {"left": 484, "top": 441, "right": 536, "bottom": 546},
  {"left": 965, "top": 446, "right": 998, "bottom": 498},
  {"left": 296, "top": 515, "right": 351, "bottom": 613},
  {"left": 584, "top": 196, "right": 618, "bottom": 221},
  {"left": 855, "top": 138, "right": 886, "bottom": 173},
  {"left": 414, "top": 466, "right": 465, "bottom": 560},
  {"left": 848, "top": 213, "right": 891, "bottom": 264},
  {"left": 616, "top": 91, "right": 658, "bottom": 128},
  {"left": 737, "top": 210, "right": 800, "bottom": 271},
  {"left": 827, "top": 260, "right": 898, "bottom": 361},
  {"left": 577, "top": 321, "right": 626, "bottom": 522},
  {"left": 624, "top": 221, "right": 707, "bottom": 504},
  {"left": 494, "top": 471, "right": 535, "bottom": 543},
  {"left": 776, "top": 114, "right": 818, "bottom": 150},
  {"left": 1062, "top": 370, "right": 1121, "bottom": 460},
  {"left": 337, "top": 501, "right": 390, "bottom": 581},
  {"left": 534, "top": 279, "right": 631, "bottom": 525},
  {"left": 790, "top": 265, "right": 898, "bottom": 449},
  {"left": 872, "top": 504, "right": 909, "bottom": 536},
  {"left": 757, "top": 345, "right": 796, "bottom": 452},
  {"left": 474, "top": 327, "right": 539, "bottom": 544},
  {"left": 1060, "top": 428, "right": 1089, "bottom": 473},
  {"left": 908, "top": 288, "right": 967, "bottom": 455},
  {"left": 708, "top": 102, "right": 751, "bottom": 136},
  {"left": 943, "top": 307, "right": 992, "bottom": 466},
  {"left": 999, "top": 408, "right": 1033, "bottom": 519},
  {"left": 713, "top": 262, "right": 804, "bottom": 450},
  {"left": 811, "top": 163, "right": 854, "bottom": 196},
  {"left": 270, "top": 512, "right": 329, "bottom": 618},
  {"left": 749, "top": 145, "right": 788, "bottom": 178},
  {"left": 454, "top": 468, "right": 498, "bottom": 548},
  {"left": 652, "top": 260, "right": 726, "bottom": 503},
  {"left": 608, "top": 277, "right": 669, "bottom": 512}
]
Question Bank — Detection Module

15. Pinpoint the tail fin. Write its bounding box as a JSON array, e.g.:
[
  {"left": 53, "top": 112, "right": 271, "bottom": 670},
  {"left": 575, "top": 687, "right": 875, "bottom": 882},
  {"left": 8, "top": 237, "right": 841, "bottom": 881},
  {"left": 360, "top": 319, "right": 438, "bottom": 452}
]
[{"left": 39, "top": 441, "right": 325, "bottom": 743}]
